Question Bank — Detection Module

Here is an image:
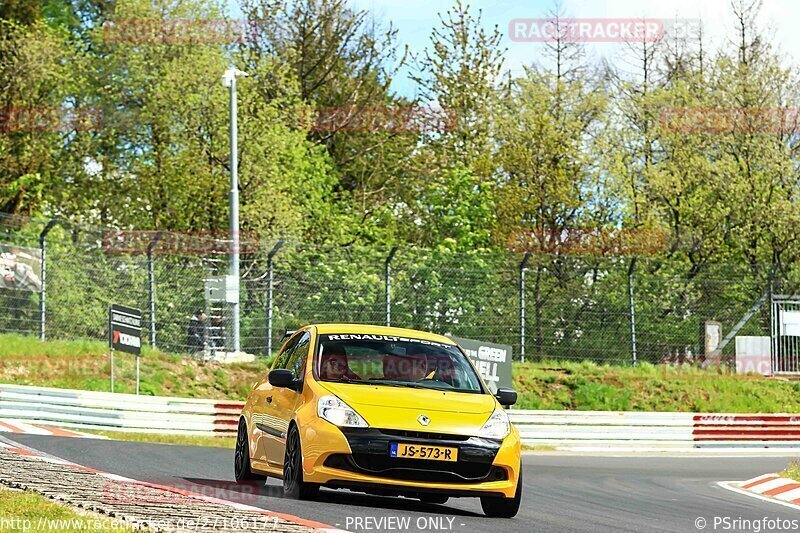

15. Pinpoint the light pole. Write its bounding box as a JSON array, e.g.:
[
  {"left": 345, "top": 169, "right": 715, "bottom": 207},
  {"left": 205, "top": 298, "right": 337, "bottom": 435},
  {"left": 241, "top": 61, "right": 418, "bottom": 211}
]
[{"left": 222, "top": 67, "right": 247, "bottom": 353}]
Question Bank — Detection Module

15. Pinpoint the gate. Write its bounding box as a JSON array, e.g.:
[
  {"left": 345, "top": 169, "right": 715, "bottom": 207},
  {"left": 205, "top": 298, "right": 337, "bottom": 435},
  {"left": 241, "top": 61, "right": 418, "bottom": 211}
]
[{"left": 771, "top": 295, "right": 800, "bottom": 374}]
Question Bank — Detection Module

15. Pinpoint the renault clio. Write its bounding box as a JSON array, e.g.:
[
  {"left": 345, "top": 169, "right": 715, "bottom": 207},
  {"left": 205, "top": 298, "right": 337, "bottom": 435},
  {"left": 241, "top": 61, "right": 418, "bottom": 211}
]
[{"left": 234, "top": 324, "right": 522, "bottom": 518}]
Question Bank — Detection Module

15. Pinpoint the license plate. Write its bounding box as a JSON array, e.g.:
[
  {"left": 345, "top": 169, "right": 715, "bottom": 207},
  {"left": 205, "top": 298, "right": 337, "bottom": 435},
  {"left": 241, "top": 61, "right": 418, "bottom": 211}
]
[{"left": 389, "top": 442, "right": 458, "bottom": 462}]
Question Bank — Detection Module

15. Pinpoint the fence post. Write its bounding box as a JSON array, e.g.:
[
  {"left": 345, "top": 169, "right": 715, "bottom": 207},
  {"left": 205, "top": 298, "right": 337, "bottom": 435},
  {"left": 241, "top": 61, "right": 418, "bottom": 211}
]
[
  {"left": 770, "top": 275, "right": 775, "bottom": 374},
  {"left": 146, "top": 232, "right": 162, "bottom": 349},
  {"left": 265, "top": 239, "right": 284, "bottom": 358},
  {"left": 38, "top": 219, "right": 61, "bottom": 341},
  {"left": 520, "top": 252, "right": 530, "bottom": 363},
  {"left": 385, "top": 246, "right": 399, "bottom": 326},
  {"left": 628, "top": 258, "right": 638, "bottom": 366}
]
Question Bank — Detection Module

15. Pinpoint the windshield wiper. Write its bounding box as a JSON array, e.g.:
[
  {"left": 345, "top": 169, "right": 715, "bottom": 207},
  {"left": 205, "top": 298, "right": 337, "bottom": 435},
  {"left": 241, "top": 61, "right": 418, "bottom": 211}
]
[
  {"left": 371, "top": 380, "right": 430, "bottom": 389},
  {"left": 327, "top": 377, "right": 372, "bottom": 385},
  {"left": 327, "top": 378, "right": 419, "bottom": 388}
]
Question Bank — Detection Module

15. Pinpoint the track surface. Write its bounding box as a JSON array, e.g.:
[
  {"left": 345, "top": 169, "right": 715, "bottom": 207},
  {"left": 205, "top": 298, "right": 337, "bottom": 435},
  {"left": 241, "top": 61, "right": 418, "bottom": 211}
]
[{"left": 3, "top": 434, "right": 799, "bottom": 532}]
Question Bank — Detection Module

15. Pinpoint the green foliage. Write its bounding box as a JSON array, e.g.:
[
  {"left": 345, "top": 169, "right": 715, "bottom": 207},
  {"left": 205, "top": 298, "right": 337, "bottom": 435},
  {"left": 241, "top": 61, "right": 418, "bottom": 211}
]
[
  {"left": 411, "top": 0, "right": 504, "bottom": 180},
  {"left": 0, "top": 489, "right": 133, "bottom": 531},
  {"left": 4, "top": 334, "right": 800, "bottom": 414},
  {"left": 0, "top": 19, "right": 86, "bottom": 215},
  {"left": 83, "top": 429, "right": 236, "bottom": 448},
  {"left": 782, "top": 462, "right": 800, "bottom": 482},
  {"left": 2, "top": 0, "right": 797, "bottom": 265},
  {"left": 2, "top": 0, "right": 800, "bottom": 370},
  {"left": 513, "top": 361, "right": 800, "bottom": 413},
  {"left": 0, "top": 333, "right": 271, "bottom": 399},
  {"left": 406, "top": 167, "right": 495, "bottom": 250}
]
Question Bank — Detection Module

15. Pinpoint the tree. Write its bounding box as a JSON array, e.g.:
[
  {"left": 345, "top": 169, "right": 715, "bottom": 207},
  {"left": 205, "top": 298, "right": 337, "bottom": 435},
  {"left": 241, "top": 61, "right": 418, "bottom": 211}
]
[
  {"left": 0, "top": 0, "right": 39, "bottom": 25},
  {"left": 42, "top": 0, "right": 341, "bottom": 243},
  {"left": 411, "top": 0, "right": 505, "bottom": 180},
  {"left": 0, "top": 19, "right": 88, "bottom": 215},
  {"left": 240, "top": 0, "right": 412, "bottom": 245},
  {"left": 491, "top": 12, "right": 610, "bottom": 356}
]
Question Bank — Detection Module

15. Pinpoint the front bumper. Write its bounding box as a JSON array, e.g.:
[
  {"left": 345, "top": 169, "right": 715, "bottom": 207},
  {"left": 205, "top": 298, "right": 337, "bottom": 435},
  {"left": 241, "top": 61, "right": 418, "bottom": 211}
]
[{"left": 299, "top": 419, "right": 521, "bottom": 498}]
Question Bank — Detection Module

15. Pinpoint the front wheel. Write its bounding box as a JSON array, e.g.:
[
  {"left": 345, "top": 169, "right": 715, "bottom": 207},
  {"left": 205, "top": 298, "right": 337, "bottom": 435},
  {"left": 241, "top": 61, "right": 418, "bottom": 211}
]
[
  {"left": 234, "top": 419, "right": 264, "bottom": 483},
  {"left": 480, "top": 469, "right": 522, "bottom": 518},
  {"left": 283, "top": 426, "right": 319, "bottom": 500}
]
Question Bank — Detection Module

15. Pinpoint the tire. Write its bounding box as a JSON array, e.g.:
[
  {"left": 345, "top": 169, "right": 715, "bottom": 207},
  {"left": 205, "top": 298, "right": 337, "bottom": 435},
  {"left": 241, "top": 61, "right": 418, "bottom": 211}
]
[
  {"left": 480, "top": 469, "right": 522, "bottom": 518},
  {"left": 283, "top": 425, "right": 319, "bottom": 500},
  {"left": 419, "top": 494, "right": 449, "bottom": 505},
  {"left": 234, "top": 419, "right": 264, "bottom": 483}
]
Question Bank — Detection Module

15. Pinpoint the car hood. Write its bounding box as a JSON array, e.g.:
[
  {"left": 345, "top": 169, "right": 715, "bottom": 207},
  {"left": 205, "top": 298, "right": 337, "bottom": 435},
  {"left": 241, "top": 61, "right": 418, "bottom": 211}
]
[{"left": 318, "top": 381, "right": 497, "bottom": 434}]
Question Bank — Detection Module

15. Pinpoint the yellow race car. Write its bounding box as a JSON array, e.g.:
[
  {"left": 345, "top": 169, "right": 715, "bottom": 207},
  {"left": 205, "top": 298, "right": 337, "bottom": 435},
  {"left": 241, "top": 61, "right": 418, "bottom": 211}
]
[{"left": 234, "top": 324, "right": 522, "bottom": 518}]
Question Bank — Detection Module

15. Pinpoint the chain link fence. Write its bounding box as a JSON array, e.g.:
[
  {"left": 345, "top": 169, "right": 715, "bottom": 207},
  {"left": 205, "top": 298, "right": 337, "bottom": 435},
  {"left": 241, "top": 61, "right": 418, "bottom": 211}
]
[{"left": 0, "top": 213, "right": 787, "bottom": 365}]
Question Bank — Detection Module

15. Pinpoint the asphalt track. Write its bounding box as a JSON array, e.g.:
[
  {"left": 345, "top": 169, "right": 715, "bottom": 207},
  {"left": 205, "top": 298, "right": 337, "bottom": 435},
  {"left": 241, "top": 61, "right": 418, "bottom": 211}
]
[{"left": 3, "top": 434, "right": 799, "bottom": 532}]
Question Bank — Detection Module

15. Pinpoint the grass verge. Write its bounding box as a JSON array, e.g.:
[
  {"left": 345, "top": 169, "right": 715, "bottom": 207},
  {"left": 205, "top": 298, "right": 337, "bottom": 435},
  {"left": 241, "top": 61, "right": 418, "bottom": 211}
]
[
  {"left": 4, "top": 334, "right": 800, "bottom": 412},
  {"left": 781, "top": 462, "right": 800, "bottom": 481},
  {"left": 81, "top": 430, "right": 236, "bottom": 448},
  {"left": 514, "top": 360, "right": 800, "bottom": 412},
  {"left": 522, "top": 445, "right": 556, "bottom": 452},
  {"left": 0, "top": 488, "right": 132, "bottom": 531},
  {"left": 0, "top": 333, "right": 269, "bottom": 400}
]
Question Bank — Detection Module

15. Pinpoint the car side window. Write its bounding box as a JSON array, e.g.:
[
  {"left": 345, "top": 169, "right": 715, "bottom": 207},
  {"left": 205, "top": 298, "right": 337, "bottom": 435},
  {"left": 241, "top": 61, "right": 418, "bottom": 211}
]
[
  {"left": 274, "top": 333, "right": 301, "bottom": 370},
  {"left": 284, "top": 332, "right": 311, "bottom": 379}
]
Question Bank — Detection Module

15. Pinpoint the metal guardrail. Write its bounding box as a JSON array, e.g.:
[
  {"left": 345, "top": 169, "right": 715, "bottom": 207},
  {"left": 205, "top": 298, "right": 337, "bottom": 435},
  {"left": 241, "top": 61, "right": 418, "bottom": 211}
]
[
  {"left": 3, "top": 384, "right": 799, "bottom": 449},
  {"left": 0, "top": 384, "right": 242, "bottom": 436},
  {"left": 509, "top": 410, "right": 800, "bottom": 451}
]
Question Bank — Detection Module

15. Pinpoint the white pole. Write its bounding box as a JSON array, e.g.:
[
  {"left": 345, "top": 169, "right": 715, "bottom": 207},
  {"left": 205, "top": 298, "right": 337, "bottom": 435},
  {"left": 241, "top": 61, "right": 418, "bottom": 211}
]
[{"left": 223, "top": 67, "right": 247, "bottom": 354}]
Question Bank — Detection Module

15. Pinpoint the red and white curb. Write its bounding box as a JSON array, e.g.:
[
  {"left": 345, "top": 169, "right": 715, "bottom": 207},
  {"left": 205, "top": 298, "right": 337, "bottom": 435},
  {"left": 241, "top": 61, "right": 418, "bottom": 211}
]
[
  {"left": 0, "top": 439, "right": 346, "bottom": 532},
  {"left": 718, "top": 473, "right": 800, "bottom": 511},
  {"left": 0, "top": 418, "right": 105, "bottom": 438}
]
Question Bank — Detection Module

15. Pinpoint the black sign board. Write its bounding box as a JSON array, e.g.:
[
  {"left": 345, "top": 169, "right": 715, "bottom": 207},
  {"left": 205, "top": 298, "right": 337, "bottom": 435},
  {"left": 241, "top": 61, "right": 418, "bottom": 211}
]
[{"left": 109, "top": 304, "right": 142, "bottom": 356}]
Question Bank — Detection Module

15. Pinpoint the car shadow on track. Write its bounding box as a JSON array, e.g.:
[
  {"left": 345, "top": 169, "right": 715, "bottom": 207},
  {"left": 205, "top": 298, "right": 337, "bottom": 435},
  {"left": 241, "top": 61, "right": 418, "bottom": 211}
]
[
  {"left": 311, "top": 488, "right": 484, "bottom": 517},
  {"left": 181, "top": 477, "right": 484, "bottom": 518}
]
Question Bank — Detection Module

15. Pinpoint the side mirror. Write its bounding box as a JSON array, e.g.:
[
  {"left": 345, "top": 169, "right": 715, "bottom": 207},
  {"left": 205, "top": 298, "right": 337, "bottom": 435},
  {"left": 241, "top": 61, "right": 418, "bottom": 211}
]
[
  {"left": 495, "top": 387, "right": 517, "bottom": 407},
  {"left": 269, "top": 369, "right": 301, "bottom": 392}
]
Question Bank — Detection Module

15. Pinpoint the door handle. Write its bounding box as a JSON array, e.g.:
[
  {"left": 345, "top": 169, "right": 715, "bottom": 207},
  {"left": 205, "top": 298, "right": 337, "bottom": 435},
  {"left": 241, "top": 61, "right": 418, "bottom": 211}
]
[{"left": 266, "top": 396, "right": 272, "bottom": 403}]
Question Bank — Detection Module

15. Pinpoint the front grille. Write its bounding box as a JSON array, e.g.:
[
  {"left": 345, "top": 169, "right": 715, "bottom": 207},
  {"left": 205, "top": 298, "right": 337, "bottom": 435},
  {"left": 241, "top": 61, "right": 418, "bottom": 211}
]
[
  {"left": 324, "top": 453, "right": 507, "bottom": 483},
  {"left": 378, "top": 429, "right": 471, "bottom": 442}
]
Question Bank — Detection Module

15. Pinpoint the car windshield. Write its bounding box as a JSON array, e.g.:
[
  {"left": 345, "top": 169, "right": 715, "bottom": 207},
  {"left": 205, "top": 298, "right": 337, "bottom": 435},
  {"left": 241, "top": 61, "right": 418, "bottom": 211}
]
[{"left": 316, "top": 334, "right": 484, "bottom": 393}]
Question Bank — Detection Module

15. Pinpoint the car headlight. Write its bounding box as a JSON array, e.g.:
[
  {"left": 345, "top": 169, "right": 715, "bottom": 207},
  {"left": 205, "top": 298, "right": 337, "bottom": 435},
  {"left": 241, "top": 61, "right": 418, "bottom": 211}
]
[
  {"left": 478, "top": 407, "right": 510, "bottom": 439},
  {"left": 317, "top": 395, "right": 369, "bottom": 428}
]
